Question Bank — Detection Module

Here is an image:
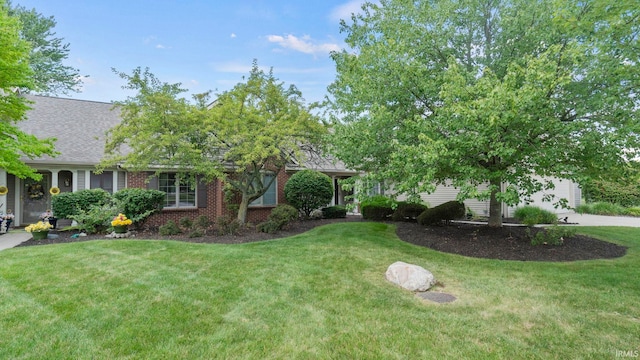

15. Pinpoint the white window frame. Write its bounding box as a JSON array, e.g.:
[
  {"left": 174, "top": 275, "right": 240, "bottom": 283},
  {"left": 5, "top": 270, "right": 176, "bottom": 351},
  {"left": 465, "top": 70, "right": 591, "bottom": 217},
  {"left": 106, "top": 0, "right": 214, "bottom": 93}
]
[
  {"left": 158, "top": 173, "right": 197, "bottom": 209},
  {"left": 250, "top": 173, "right": 277, "bottom": 207}
]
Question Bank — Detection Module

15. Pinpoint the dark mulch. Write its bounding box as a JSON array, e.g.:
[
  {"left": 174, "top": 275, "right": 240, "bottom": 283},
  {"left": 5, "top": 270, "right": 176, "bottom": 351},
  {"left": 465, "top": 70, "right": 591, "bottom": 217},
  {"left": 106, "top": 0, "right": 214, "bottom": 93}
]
[{"left": 15, "top": 217, "right": 627, "bottom": 262}]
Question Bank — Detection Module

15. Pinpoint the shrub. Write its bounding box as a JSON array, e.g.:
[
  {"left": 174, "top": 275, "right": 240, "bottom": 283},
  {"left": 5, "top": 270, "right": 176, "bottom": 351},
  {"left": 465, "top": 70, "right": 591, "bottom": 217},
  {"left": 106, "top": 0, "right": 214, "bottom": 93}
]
[
  {"left": 514, "top": 206, "right": 558, "bottom": 226},
  {"left": 179, "top": 216, "right": 193, "bottom": 230},
  {"left": 626, "top": 207, "right": 640, "bottom": 217},
  {"left": 194, "top": 215, "right": 211, "bottom": 229},
  {"left": 69, "top": 203, "right": 119, "bottom": 234},
  {"left": 284, "top": 170, "right": 334, "bottom": 218},
  {"left": 112, "top": 188, "right": 164, "bottom": 225},
  {"left": 361, "top": 195, "right": 395, "bottom": 221},
  {"left": 159, "top": 220, "right": 181, "bottom": 236},
  {"left": 216, "top": 215, "right": 241, "bottom": 236},
  {"left": 188, "top": 229, "right": 205, "bottom": 238},
  {"left": 417, "top": 201, "right": 465, "bottom": 226},
  {"left": 529, "top": 226, "right": 576, "bottom": 246},
  {"left": 258, "top": 204, "right": 298, "bottom": 233},
  {"left": 52, "top": 189, "right": 111, "bottom": 219},
  {"left": 392, "top": 202, "right": 428, "bottom": 222},
  {"left": 577, "top": 202, "right": 628, "bottom": 216},
  {"left": 321, "top": 205, "right": 347, "bottom": 219},
  {"left": 583, "top": 179, "right": 640, "bottom": 207}
]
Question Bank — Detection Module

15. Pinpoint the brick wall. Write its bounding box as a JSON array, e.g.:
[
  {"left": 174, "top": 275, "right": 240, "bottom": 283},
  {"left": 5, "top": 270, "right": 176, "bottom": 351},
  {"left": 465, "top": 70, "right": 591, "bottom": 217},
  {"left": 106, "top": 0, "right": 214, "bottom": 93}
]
[{"left": 128, "top": 169, "right": 291, "bottom": 228}]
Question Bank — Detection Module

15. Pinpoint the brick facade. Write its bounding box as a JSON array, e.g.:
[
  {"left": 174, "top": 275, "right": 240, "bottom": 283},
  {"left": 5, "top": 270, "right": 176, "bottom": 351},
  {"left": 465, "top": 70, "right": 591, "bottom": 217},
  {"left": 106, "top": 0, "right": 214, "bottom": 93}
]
[{"left": 127, "top": 170, "right": 291, "bottom": 228}]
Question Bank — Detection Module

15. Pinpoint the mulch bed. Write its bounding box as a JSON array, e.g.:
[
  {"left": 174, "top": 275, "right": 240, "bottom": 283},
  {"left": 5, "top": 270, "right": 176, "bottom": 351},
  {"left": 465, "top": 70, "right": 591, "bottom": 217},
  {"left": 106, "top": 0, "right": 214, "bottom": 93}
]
[{"left": 15, "top": 217, "right": 627, "bottom": 262}]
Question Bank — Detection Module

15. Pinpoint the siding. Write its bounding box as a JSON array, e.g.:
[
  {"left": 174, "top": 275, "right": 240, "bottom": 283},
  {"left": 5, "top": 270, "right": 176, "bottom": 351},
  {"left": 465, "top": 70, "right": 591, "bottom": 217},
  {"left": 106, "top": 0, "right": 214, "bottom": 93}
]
[
  {"left": 77, "top": 171, "right": 86, "bottom": 190},
  {"left": 395, "top": 182, "right": 490, "bottom": 216},
  {"left": 506, "top": 177, "right": 577, "bottom": 217}
]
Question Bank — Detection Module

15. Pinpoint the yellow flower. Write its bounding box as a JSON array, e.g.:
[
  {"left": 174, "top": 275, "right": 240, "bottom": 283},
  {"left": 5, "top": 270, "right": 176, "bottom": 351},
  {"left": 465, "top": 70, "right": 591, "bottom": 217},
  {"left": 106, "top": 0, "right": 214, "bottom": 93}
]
[
  {"left": 25, "top": 221, "right": 53, "bottom": 232},
  {"left": 49, "top": 186, "right": 61, "bottom": 195},
  {"left": 111, "top": 213, "right": 133, "bottom": 227}
]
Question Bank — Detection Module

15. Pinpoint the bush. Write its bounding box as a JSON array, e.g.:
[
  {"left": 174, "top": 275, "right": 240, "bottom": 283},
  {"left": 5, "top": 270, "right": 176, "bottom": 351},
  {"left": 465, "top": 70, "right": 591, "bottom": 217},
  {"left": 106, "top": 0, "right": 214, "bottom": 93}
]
[
  {"left": 52, "top": 189, "right": 111, "bottom": 219},
  {"left": 284, "top": 170, "right": 334, "bottom": 218},
  {"left": 321, "top": 205, "right": 347, "bottom": 219},
  {"left": 69, "top": 203, "right": 119, "bottom": 234},
  {"left": 258, "top": 204, "right": 298, "bottom": 233},
  {"left": 627, "top": 207, "right": 640, "bottom": 217},
  {"left": 361, "top": 195, "right": 395, "bottom": 221},
  {"left": 112, "top": 188, "right": 164, "bottom": 225},
  {"left": 216, "top": 215, "right": 241, "bottom": 236},
  {"left": 194, "top": 215, "right": 211, "bottom": 229},
  {"left": 179, "top": 216, "right": 193, "bottom": 230},
  {"left": 417, "top": 201, "right": 465, "bottom": 226},
  {"left": 514, "top": 206, "right": 558, "bottom": 226},
  {"left": 188, "top": 229, "right": 205, "bottom": 238},
  {"left": 529, "top": 226, "right": 576, "bottom": 246},
  {"left": 583, "top": 179, "right": 640, "bottom": 207},
  {"left": 577, "top": 202, "right": 628, "bottom": 216},
  {"left": 159, "top": 220, "right": 181, "bottom": 236},
  {"left": 392, "top": 202, "right": 428, "bottom": 222}
]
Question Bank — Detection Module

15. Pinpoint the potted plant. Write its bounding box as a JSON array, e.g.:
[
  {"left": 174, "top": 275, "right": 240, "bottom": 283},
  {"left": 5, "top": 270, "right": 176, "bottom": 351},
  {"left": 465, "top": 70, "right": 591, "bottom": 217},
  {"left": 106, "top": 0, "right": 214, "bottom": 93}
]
[
  {"left": 25, "top": 221, "right": 53, "bottom": 240},
  {"left": 40, "top": 209, "right": 57, "bottom": 229},
  {"left": 111, "top": 213, "right": 132, "bottom": 234}
]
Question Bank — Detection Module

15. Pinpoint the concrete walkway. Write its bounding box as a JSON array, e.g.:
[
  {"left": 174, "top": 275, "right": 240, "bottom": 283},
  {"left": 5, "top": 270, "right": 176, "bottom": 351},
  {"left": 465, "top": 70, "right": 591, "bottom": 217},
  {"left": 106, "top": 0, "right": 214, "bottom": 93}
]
[{"left": 0, "top": 231, "right": 33, "bottom": 251}]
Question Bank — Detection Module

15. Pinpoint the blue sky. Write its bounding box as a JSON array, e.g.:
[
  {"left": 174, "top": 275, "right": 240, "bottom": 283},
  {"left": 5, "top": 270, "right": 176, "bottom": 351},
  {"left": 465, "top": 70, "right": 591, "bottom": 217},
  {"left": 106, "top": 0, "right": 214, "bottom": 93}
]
[{"left": 15, "top": 0, "right": 368, "bottom": 104}]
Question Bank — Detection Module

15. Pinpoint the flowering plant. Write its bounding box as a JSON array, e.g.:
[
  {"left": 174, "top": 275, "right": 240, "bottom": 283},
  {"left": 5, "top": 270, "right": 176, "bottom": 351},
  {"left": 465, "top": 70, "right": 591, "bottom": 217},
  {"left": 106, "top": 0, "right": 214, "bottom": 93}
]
[
  {"left": 40, "top": 210, "right": 55, "bottom": 221},
  {"left": 111, "top": 213, "right": 132, "bottom": 227},
  {"left": 25, "top": 221, "right": 53, "bottom": 232}
]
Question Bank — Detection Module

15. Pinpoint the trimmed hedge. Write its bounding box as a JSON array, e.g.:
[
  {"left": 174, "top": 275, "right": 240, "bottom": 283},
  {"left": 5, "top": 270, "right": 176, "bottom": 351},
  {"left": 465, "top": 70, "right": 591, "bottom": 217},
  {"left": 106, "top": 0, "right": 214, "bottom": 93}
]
[
  {"left": 113, "top": 188, "right": 165, "bottom": 225},
  {"left": 361, "top": 195, "right": 395, "bottom": 221},
  {"left": 321, "top": 205, "right": 347, "bottom": 219},
  {"left": 258, "top": 204, "right": 299, "bottom": 233},
  {"left": 284, "top": 170, "right": 333, "bottom": 218},
  {"left": 52, "top": 189, "right": 111, "bottom": 219},
  {"left": 417, "top": 201, "right": 465, "bottom": 226},
  {"left": 392, "top": 202, "right": 428, "bottom": 222}
]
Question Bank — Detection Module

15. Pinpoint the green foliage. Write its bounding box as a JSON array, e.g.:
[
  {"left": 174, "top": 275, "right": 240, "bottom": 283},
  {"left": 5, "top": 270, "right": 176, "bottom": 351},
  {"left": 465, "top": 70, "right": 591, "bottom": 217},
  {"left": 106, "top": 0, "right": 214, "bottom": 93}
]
[
  {"left": 112, "top": 188, "right": 164, "bottom": 225},
  {"left": 194, "top": 215, "right": 211, "bottom": 229},
  {"left": 0, "top": 1, "right": 58, "bottom": 180},
  {"left": 417, "top": 201, "right": 466, "bottom": 226},
  {"left": 284, "top": 170, "right": 333, "bottom": 218},
  {"left": 360, "top": 195, "right": 395, "bottom": 220},
  {"left": 216, "top": 215, "right": 241, "bottom": 236},
  {"left": 7, "top": 2, "right": 81, "bottom": 95},
  {"left": 103, "top": 62, "right": 326, "bottom": 224},
  {"left": 514, "top": 206, "right": 558, "bottom": 226},
  {"left": 392, "top": 202, "right": 428, "bottom": 222},
  {"left": 159, "top": 220, "right": 181, "bottom": 236},
  {"left": 627, "top": 207, "right": 640, "bottom": 217},
  {"left": 188, "top": 229, "right": 204, "bottom": 238},
  {"left": 576, "top": 202, "right": 630, "bottom": 216},
  {"left": 327, "top": 0, "right": 640, "bottom": 227},
  {"left": 52, "top": 189, "right": 111, "bottom": 219},
  {"left": 529, "top": 226, "right": 576, "bottom": 246},
  {"left": 582, "top": 180, "right": 640, "bottom": 207},
  {"left": 69, "top": 203, "right": 118, "bottom": 234},
  {"left": 258, "top": 204, "right": 299, "bottom": 233},
  {"left": 321, "top": 206, "right": 347, "bottom": 219},
  {"left": 179, "top": 216, "right": 193, "bottom": 230}
]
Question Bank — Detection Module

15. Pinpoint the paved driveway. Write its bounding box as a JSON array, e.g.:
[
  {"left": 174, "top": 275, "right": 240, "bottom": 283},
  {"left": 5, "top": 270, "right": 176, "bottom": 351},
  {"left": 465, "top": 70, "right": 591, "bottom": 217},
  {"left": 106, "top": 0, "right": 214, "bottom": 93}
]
[{"left": 557, "top": 212, "right": 640, "bottom": 227}]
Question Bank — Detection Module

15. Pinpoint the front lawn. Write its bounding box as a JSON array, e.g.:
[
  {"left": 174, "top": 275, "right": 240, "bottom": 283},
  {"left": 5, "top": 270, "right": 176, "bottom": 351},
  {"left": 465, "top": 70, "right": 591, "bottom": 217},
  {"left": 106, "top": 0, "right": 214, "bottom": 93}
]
[{"left": 0, "top": 223, "right": 638, "bottom": 359}]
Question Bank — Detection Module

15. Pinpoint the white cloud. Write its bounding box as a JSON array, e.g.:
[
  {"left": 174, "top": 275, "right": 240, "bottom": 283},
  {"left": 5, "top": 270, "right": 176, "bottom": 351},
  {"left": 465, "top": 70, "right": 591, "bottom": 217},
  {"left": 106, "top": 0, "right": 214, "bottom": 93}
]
[
  {"left": 212, "top": 61, "right": 329, "bottom": 75},
  {"left": 266, "top": 34, "right": 340, "bottom": 55},
  {"left": 230, "top": 33, "right": 237, "bottom": 38},
  {"left": 330, "top": 0, "right": 370, "bottom": 22}
]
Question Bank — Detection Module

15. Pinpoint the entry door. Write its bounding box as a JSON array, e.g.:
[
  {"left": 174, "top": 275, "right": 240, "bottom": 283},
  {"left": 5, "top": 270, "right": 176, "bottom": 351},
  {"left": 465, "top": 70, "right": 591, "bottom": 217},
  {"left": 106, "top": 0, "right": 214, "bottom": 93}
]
[{"left": 22, "top": 174, "right": 50, "bottom": 225}]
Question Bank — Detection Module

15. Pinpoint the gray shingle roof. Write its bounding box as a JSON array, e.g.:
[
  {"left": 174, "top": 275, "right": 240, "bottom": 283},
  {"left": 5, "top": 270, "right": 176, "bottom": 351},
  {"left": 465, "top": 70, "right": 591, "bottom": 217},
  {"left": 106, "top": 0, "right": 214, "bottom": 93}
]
[{"left": 19, "top": 95, "right": 121, "bottom": 166}]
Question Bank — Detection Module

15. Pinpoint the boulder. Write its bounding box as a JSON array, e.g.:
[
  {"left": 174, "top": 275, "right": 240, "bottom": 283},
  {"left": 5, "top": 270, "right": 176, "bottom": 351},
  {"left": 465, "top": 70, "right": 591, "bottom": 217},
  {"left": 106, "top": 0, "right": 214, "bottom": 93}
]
[{"left": 385, "top": 261, "right": 436, "bottom": 292}]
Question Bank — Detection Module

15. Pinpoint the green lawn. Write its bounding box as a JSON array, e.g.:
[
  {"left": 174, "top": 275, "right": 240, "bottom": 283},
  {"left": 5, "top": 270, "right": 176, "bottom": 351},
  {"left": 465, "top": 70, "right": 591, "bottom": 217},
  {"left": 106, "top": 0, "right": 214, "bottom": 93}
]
[{"left": 0, "top": 223, "right": 638, "bottom": 359}]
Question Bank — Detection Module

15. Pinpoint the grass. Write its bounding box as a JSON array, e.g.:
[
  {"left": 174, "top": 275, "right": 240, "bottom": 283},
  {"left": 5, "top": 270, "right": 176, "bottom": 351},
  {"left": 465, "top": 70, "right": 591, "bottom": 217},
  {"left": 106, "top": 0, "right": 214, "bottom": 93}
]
[
  {"left": 576, "top": 201, "right": 640, "bottom": 217},
  {"left": 0, "top": 223, "right": 638, "bottom": 359}
]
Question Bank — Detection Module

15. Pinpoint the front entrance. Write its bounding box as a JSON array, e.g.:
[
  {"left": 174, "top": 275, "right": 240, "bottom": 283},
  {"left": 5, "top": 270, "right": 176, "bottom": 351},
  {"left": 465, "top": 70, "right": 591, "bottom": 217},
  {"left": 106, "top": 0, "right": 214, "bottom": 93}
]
[{"left": 22, "top": 173, "right": 50, "bottom": 225}]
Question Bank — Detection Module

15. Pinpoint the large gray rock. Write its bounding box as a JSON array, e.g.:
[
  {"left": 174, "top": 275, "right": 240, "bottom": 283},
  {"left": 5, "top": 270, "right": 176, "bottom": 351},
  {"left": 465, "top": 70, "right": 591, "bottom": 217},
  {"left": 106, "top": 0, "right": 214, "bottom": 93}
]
[{"left": 385, "top": 261, "right": 436, "bottom": 292}]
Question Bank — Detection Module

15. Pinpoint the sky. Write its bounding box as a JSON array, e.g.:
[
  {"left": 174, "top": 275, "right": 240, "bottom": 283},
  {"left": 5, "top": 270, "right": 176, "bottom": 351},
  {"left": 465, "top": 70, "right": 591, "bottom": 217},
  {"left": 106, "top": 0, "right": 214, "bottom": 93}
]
[{"left": 14, "top": 0, "right": 369, "bottom": 105}]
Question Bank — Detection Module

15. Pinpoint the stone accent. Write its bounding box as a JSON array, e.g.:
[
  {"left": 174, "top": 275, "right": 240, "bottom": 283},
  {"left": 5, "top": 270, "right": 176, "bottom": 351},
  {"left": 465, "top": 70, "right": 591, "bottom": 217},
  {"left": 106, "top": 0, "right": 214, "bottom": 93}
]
[{"left": 385, "top": 261, "right": 436, "bottom": 292}]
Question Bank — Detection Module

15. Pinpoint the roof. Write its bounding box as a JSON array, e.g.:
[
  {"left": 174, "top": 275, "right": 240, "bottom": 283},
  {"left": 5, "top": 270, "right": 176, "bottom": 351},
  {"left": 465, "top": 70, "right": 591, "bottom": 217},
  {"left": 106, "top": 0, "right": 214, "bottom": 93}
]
[{"left": 18, "top": 95, "right": 121, "bottom": 166}]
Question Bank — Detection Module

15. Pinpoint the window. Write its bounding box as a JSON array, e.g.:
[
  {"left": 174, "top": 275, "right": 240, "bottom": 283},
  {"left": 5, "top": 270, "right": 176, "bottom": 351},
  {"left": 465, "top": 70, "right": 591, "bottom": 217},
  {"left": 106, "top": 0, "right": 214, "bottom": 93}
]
[
  {"left": 159, "top": 173, "right": 196, "bottom": 208},
  {"left": 90, "top": 171, "right": 113, "bottom": 193},
  {"left": 250, "top": 173, "right": 277, "bottom": 206}
]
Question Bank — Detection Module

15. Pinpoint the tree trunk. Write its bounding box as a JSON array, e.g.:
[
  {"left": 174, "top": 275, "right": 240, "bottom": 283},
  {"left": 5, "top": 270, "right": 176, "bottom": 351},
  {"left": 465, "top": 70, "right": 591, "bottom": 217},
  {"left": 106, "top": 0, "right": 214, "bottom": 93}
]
[
  {"left": 237, "top": 194, "right": 250, "bottom": 224},
  {"left": 488, "top": 178, "right": 503, "bottom": 228}
]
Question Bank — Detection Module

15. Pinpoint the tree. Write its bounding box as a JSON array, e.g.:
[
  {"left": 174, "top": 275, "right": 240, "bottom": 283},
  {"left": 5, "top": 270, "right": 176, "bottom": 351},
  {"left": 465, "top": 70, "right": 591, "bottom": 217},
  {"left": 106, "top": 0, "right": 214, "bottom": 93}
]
[
  {"left": 102, "top": 62, "right": 325, "bottom": 224},
  {"left": 7, "top": 1, "right": 82, "bottom": 95},
  {"left": 284, "top": 169, "right": 333, "bottom": 218},
  {"left": 0, "top": 0, "right": 57, "bottom": 180},
  {"left": 327, "top": 0, "right": 640, "bottom": 227}
]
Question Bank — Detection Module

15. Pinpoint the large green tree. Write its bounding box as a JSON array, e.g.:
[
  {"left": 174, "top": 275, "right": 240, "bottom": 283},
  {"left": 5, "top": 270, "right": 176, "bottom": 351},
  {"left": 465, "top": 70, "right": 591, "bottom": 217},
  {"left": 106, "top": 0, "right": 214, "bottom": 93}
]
[
  {"left": 327, "top": 0, "right": 640, "bottom": 227},
  {"left": 0, "top": 0, "right": 57, "bottom": 180},
  {"left": 102, "top": 63, "right": 325, "bottom": 223},
  {"left": 8, "top": 0, "right": 82, "bottom": 94}
]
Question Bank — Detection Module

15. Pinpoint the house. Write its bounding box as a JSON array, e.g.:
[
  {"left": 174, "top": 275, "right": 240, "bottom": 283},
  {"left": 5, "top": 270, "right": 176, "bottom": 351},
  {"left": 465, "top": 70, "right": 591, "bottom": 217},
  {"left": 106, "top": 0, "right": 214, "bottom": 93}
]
[
  {"left": 0, "top": 95, "right": 358, "bottom": 226},
  {"left": 0, "top": 94, "right": 580, "bottom": 227}
]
